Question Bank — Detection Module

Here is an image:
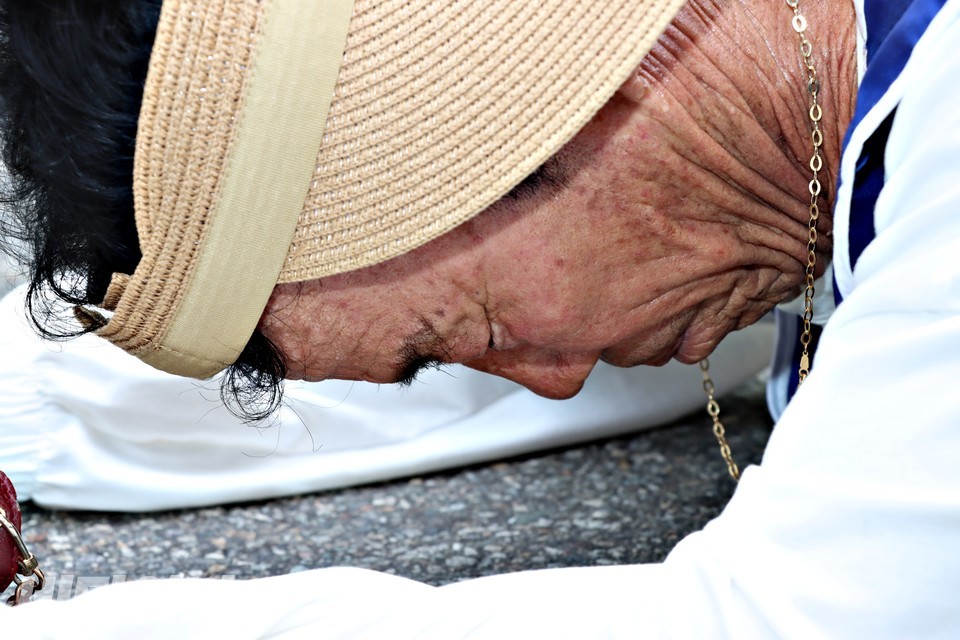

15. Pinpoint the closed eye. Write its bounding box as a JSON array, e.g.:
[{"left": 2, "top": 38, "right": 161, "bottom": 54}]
[
  {"left": 392, "top": 355, "right": 444, "bottom": 387},
  {"left": 392, "top": 317, "right": 450, "bottom": 386}
]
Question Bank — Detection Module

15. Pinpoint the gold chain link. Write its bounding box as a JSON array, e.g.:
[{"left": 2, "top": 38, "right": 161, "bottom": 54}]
[
  {"left": 700, "top": 0, "right": 824, "bottom": 481},
  {"left": 787, "top": 0, "right": 823, "bottom": 387},
  {"left": 699, "top": 359, "right": 741, "bottom": 481}
]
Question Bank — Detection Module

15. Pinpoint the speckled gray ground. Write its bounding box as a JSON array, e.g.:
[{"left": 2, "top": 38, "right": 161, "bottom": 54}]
[{"left": 5, "top": 378, "right": 772, "bottom": 602}]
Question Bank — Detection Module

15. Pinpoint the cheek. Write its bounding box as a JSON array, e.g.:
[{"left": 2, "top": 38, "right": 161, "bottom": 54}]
[
  {"left": 496, "top": 257, "right": 615, "bottom": 348},
  {"left": 484, "top": 204, "right": 637, "bottom": 348}
]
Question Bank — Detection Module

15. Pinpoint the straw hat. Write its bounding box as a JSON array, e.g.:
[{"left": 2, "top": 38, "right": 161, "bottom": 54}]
[{"left": 93, "top": 0, "right": 686, "bottom": 378}]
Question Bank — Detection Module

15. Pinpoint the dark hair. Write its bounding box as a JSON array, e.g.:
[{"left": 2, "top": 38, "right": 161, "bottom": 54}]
[{"left": 0, "top": 0, "right": 285, "bottom": 421}]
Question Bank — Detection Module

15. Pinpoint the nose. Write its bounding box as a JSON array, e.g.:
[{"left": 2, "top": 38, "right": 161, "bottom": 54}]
[{"left": 464, "top": 346, "right": 599, "bottom": 399}]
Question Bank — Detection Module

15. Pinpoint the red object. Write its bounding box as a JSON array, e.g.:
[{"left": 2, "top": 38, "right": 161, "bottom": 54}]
[{"left": 0, "top": 470, "right": 21, "bottom": 594}]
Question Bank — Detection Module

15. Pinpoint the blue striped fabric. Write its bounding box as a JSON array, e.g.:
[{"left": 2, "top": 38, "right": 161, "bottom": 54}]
[{"left": 841, "top": 0, "right": 947, "bottom": 301}]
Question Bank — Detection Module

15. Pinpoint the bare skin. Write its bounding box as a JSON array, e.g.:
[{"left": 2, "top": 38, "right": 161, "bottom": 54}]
[{"left": 260, "top": 0, "right": 858, "bottom": 399}]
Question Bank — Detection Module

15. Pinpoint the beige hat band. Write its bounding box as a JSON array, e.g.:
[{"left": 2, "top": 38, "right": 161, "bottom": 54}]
[{"left": 96, "top": 0, "right": 356, "bottom": 378}]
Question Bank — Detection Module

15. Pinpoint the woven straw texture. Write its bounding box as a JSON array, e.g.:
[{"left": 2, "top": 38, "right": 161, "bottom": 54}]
[
  {"left": 281, "top": 0, "right": 687, "bottom": 282},
  {"left": 100, "top": 0, "right": 265, "bottom": 356}
]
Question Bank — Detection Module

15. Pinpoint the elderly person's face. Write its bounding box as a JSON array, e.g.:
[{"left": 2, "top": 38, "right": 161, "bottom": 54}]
[{"left": 261, "top": 45, "right": 825, "bottom": 398}]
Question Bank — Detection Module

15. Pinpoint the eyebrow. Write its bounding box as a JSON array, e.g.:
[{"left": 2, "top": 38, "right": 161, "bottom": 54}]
[
  {"left": 502, "top": 156, "right": 568, "bottom": 201},
  {"left": 392, "top": 319, "right": 448, "bottom": 387}
]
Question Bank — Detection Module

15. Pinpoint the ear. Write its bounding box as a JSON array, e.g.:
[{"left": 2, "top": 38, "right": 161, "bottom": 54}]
[{"left": 615, "top": 65, "right": 649, "bottom": 106}]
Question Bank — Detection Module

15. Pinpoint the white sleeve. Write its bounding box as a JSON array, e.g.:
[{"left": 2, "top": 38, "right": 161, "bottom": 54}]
[{"left": 0, "top": 565, "right": 679, "bottom": 639}]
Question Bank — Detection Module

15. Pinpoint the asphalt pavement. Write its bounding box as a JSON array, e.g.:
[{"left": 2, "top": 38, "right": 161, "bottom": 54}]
[{"left": 5, "top": 377, "right": 772, "bottom": 602}]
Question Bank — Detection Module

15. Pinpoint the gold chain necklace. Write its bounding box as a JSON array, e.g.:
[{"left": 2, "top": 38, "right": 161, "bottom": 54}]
[{"left": 700, "top": 0, "right": 824, "bottom": 482}]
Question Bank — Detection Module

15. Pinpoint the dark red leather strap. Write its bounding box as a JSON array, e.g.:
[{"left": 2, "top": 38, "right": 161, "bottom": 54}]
[{"left": 0, "top": 470, "right": 22, "bottom": 594}]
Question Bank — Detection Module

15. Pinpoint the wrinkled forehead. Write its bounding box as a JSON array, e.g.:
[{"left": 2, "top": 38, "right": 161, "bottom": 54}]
[{"left": 96, "top": 0, "right": 686, "bottom": 379}]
